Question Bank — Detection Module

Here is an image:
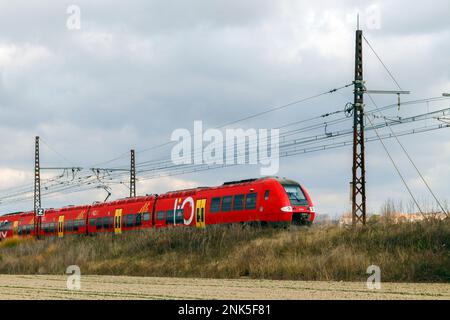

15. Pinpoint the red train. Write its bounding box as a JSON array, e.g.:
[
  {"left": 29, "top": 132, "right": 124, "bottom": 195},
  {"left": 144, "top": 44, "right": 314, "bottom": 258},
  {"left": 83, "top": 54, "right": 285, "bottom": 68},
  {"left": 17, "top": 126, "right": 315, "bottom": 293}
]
[{"left": 0, "top": 177, "right": 315, "bottom": 240}]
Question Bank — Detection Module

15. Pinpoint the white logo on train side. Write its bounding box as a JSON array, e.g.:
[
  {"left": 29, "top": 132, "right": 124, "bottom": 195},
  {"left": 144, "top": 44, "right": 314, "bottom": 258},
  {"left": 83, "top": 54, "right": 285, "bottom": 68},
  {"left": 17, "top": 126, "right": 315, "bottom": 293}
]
[
  {"left": 0, "top": 231, "right": 7, "bottom": 239},
  {"left": 173, "top": 197, "right": 195, "bottom": 225}
]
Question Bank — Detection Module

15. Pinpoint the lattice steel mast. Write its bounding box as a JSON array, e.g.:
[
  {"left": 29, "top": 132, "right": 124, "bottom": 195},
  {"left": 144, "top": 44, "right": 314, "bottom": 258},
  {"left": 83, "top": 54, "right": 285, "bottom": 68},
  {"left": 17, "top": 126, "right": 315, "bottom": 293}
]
[{"left": 351, "top": 27, "right": 367, "bottom": 226}]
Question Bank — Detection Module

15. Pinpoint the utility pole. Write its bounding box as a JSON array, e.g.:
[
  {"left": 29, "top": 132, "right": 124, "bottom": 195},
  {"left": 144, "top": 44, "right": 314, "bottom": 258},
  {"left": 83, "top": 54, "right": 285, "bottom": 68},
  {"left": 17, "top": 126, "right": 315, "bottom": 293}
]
[
  {"left": 34, "top": 136, "right": 42, "bottom": 239},
  {"left": 351, "top": 27, "right": 367, "bottom": 226},
  {"left": 350, "top": 24, "right": 411, "bottom": 226},
  {"left": 130, "top": 149, "right": 136, "bottom": 198}
]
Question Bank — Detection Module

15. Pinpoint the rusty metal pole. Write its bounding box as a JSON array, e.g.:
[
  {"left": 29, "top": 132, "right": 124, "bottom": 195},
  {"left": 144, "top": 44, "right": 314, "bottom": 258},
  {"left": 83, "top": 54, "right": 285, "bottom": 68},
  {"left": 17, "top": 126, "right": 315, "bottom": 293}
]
[{"left": 352, "top": 28, "right": 367, "bottom": 226}]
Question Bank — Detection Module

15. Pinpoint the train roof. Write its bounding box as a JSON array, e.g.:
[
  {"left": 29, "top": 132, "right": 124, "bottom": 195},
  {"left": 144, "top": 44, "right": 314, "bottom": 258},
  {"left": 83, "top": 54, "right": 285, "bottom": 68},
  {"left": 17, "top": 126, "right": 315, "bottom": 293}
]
[
  {"left": 162, "top": 176, "right": 299, "bottom": 196},
  {"left": 163, "top": 177, "right": 269, "bottom": 196},
  {"left": 222, "top": 176, "right": 300, "bottom": 186},
  {"left": 1, "top": 211, "right": 24, "bottom": 217},
  {"left": 0, "top": 211, "right": 34, "bottom": 219}
]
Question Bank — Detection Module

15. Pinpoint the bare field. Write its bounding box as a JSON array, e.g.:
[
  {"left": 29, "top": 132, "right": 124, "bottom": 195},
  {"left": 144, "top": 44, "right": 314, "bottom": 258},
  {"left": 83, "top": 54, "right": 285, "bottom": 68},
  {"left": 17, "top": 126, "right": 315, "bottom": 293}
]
[{"left": 0, "top": 275, "right": 448, "bottom": 300}]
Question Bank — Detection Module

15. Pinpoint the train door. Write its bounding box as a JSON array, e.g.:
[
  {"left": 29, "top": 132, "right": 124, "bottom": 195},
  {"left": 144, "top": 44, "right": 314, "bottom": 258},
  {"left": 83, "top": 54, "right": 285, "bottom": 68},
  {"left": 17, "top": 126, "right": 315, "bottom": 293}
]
[
  {"left": 13, "top": 221, "right": 19, "bottom": 238},
  {"left": 195, "top": 199, "right": 206, "bottom": 228},
  {"left": 114, "top": 209, "right": 122, "bottom": 234},
  {"left": 58, "top": 215, "right": 64, "bottom": 238}
]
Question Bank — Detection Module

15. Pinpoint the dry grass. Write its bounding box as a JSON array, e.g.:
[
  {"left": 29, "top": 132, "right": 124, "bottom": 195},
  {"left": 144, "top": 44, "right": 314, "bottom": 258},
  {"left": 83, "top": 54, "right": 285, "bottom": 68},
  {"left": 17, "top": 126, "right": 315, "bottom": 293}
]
[{"left": 0, "top": 219, "right": 448, "bottom": 282}]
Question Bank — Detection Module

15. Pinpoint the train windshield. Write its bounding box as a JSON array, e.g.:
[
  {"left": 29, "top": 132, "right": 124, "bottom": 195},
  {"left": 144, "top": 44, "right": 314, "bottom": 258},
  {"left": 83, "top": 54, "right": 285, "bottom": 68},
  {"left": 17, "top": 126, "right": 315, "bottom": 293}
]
[{"left": 283, "top": 184, "right": 308, "bottom": 206}]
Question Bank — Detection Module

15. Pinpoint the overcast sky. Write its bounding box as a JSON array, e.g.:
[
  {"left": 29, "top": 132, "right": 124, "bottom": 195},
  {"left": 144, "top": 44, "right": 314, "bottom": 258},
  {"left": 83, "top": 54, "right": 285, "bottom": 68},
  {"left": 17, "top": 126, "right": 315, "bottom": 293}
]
[{"left": 0, "top": 0, "right": 449, "bottom": 217}]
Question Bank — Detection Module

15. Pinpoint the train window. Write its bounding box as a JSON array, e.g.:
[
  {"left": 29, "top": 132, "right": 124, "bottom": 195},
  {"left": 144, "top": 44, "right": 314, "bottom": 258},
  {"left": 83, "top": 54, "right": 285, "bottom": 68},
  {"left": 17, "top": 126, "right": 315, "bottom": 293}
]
[
  {"left": 66, "top": 221, "right": 73, "bottom": 232},
  {"left": 79, "top": 220, "right": 85, "bottom": 227},
  {"left": 50, "top": 223, "right": 56, "bottom": 233},
  {"left": 44, "top": 224, "right": 49, "bottom": 233},
  {"left": 143, "top": 212, "right": 150, "bottom": 221},
  {"left": 222, "top": 196, "right": 232, "bottom": 212},
  {"left": 175, "top": 209, "right": 184, "bottom": 224},
  {"left": 1, "top": 222, "right": 12, "bottom": 232},
  {"left": 210, "top": 197, "right": 221, "bottom": 213},
  {"left": 283, "top": 184, "right": 308, "bottom": 205},
  {"left": 73, "top": 221, "right": 79, "bottom": 232},
  {"left": 136, "top": 214, "right": 142, "bottom": 226},
  {"left": 96, "top": 218, "right": 103, "bottom": 230},
  {"left": 233, "top": 195, "right": 244, "bottom": 211},
  {"left": 166, "top": 210, "right": 174, "bottom": 224},
  {"left": 264, "top": 190, "right": 270, "bottom": 200},
  {"left": 245, "top": 193, "right": 257, "bottom": 210},
  {"left": 89, "top": 219, "right": 95, "bottom": 227},
  {"left": 126, "top": 214, "right": 134, "bottom": 227},
  {"left": 103, "top": 217, "right": 110, "bottom": 229},
  {"left": 156, "top": 211, "right": 165, "bottom": 221}
]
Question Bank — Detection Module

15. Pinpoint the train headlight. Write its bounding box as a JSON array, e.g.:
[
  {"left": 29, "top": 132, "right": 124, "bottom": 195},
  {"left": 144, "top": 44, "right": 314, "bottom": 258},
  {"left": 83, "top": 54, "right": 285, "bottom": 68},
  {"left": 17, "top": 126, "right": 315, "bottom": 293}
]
[
  {"left": 309, "top": 206, "right": 315, "bottom": 212},
  {"left": 281, "top": 206, "right": 293, "bottom": 212}
]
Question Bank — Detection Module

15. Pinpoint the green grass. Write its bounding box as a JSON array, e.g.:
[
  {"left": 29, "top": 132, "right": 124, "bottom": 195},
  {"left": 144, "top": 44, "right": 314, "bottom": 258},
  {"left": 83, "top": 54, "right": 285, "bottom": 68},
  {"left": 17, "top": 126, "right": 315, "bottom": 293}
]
[{"left": 0, "top": 219, "right": 448, "bottom": 282}]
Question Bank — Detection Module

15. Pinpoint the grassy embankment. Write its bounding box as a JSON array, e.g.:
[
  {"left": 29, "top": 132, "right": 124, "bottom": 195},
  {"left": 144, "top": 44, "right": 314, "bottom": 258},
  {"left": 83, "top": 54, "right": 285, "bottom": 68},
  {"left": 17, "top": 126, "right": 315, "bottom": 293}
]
[{"left": 0, "top": 219, "right": 448, "bottom": 282}]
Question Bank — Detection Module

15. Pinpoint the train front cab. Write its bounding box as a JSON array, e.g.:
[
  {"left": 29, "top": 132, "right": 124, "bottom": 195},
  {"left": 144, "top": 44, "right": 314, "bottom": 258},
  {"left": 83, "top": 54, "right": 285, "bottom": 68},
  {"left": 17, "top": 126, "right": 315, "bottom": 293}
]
[{"left": 278, "top": 180, "right": 315, "bottom": 225}]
